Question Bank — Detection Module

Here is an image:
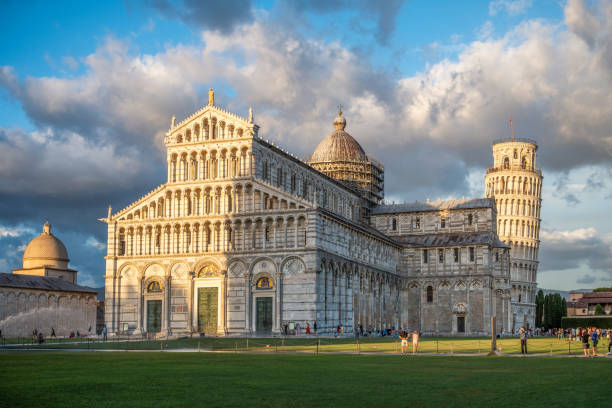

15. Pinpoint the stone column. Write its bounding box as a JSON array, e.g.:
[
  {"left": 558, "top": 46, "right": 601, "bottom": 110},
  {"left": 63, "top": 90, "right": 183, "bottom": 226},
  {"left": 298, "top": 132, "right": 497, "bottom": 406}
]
[{"left": 136, "top": 277, "right": 143, "bottom": 334}]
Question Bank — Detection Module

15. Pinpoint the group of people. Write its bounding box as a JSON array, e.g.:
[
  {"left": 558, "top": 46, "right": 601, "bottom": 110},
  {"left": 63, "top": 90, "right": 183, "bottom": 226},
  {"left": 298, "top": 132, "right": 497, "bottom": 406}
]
[
  {"left": 578, "top": 327, "right": 609, "bottom": 357},
  {"left": 398, "top": 330, "right": 420, "bottom": 354},
  {"left": 283, "top": 322, "right": 317, "bottom": 336}
]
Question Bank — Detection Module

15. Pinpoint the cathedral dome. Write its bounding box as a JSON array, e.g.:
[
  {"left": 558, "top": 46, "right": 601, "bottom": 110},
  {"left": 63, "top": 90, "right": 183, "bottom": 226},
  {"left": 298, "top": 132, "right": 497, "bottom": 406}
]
[
  {"left": 310, "top": 110, "right": 368, "bottom": 163},
  {"left": 22, "top": 221, "right": 69, "bottom": 269}
]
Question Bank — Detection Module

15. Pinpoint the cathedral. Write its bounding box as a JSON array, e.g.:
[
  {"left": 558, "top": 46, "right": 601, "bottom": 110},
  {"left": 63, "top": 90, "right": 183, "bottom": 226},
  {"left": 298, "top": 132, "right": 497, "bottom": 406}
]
[{"left": 102, "top": 90, "right": 540, "bottom": 337}]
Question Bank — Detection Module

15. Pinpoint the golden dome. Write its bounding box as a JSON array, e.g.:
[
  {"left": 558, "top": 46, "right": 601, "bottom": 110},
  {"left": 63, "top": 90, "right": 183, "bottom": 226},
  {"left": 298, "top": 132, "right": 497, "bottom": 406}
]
[
  {"left": 22, "top": 221, "right": 69, "bottom": 269},
  {"left": 310, "top": 110, "right": 368, "bottom": 163}
]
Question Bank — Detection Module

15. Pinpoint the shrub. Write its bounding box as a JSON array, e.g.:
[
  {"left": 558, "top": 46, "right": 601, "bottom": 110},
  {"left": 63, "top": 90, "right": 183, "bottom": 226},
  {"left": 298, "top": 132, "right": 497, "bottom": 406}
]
[{"left": 561, "top": 316, "right": 612, "bottom": 329}]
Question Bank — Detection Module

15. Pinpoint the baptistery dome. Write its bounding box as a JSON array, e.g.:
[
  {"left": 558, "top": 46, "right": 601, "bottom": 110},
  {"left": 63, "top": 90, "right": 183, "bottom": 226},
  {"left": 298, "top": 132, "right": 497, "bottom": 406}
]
[
  {"left": 310, "top": 110, "right": 368, "bottom": 163},
  {"left": 22, "top": 221, "right": 69, "bottom": 269}
]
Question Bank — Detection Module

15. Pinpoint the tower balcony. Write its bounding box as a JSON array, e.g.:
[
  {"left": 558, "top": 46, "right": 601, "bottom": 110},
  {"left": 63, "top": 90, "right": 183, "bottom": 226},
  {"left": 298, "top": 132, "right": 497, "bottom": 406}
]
[{"left": 486, "top": 166, "right": 542, "bottom": 176}]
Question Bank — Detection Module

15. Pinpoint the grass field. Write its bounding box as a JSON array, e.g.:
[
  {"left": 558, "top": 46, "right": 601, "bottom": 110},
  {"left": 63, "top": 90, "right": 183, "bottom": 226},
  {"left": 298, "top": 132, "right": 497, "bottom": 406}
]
[
  {"left": 1, "top": 352, "right": 611, "bottom": 407},
  {"left": 4, "top": 335, "right": 611, "bottom": 356}
]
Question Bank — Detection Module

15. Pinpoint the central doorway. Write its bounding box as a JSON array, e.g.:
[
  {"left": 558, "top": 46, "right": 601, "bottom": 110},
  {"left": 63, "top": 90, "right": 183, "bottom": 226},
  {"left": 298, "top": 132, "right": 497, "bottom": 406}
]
[
  {"left": 256, "top": 297, "right": 273, "bottom": 334},
  {"left": 147, "top": 300, "right": 162, "bottom": 333},
  {"left": 198, "top": 287, "right": 218, "bottom": 335}
]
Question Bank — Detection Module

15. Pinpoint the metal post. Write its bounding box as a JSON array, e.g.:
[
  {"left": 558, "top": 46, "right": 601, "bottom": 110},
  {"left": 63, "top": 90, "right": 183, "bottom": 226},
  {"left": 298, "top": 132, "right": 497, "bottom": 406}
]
[
  {"left": 246, "top": 337, "right": 249, "bottom": 351},
  {"left": 317, "top": 338, "right": 319, "bottom": 355},
  {"left": 198, "top": 341, "right": 200, "bottom": 352}
]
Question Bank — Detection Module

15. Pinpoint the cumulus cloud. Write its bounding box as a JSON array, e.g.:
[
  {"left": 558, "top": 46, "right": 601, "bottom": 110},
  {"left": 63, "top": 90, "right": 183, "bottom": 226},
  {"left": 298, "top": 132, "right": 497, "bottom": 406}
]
[
  {"left": 149, "top": 0, "right": 255, "bottom": 33},
  {"left": 0, "top": 225, "right": 34, "bottom": 238},
  {"left": 539, "top": 227, "right": 612, "bottom": 273},
  {"left": 489, "top": 0, "right": 533, "bottom": 16},
  {"left": 576, "top": 274, "right": 597, "bottom": 284}
]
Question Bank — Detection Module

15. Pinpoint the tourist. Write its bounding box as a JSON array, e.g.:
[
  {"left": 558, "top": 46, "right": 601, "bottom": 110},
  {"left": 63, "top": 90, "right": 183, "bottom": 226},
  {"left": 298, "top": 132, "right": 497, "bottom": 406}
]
[
  {"left": 581, "top": 328, "right": 590, "bottom": 357},
  {"left": 103, "top": 325, "right": 107, "bottom": 341},
  {"left": 306, "top": 323, "right": 311, "bottom": 335},
  {"left": 591, "top": 328, "right": 599, "bottom": 357},
  {"left": 295, "top": 322, "right": 300, "bottom": 336},
  {"left": 37, "top": 332, "right": 44, "bottom": 344},
  {"left": 412, "top": 330, "right": 419, "bottom": 355},
  {"left": 336, "top": 325, "right": 341, "bottom": 337},
  {"left": 359, "top": 324, "right": 363, "bottom": 336},
  {"left": 608, "top": 330, "right": 611, "bottom": 355},
  {"left": 313, "top": 321, "right": 317, "bottom": 335},
  {"left": 51, "top": 327, "right": 56, "bottom": 337},
  {"left": 520, "top": 327, "right": 527, "bottom": 355},
  {"left": 399, "top": 331, "right": 408, "bottom": 354},
  {"left": 283, "top": 323, "right": 289, "bottom": 336}
]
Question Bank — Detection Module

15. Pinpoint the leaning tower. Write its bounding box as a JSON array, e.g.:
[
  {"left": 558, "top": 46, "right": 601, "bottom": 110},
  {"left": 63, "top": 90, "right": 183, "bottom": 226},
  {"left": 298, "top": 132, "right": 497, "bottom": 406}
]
[{"left": 484, "top": 137, "right": 542, "bottom": 331}]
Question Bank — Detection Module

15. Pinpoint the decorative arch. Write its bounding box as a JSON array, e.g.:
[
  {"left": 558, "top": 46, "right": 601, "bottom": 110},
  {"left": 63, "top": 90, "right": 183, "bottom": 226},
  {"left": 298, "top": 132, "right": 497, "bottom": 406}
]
[
  {"left": 281, "top": 256, "right": 306, "bottom": 276},
  {"left": 196, "top": 264, "right": 222, "bottom": 278},
  {"left": 117, "top": 262, "right": 140, "bottom": 279},
  {"left": 249, "top": 257, "right": 278, "bottom": 278},
  {"left": 192, "top": 257, "right": 224, "bottom": 275}
]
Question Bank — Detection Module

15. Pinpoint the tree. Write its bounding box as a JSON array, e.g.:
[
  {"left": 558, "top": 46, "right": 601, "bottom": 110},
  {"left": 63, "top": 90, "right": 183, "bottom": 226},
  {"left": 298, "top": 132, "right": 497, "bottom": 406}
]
[
  {"left": 595, "top": 304, "right": 605, "bottom": 315},
  {"left": 593, "top": 287, "right": 612, "bottom": 292},
  {"left": 535, "top": 289, "right": 545, "bottom": 327}
]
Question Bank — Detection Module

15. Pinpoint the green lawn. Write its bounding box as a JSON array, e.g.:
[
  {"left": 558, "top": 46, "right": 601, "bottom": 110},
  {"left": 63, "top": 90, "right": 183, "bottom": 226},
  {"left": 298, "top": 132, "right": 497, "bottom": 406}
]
[
  {"left": 4, "top": 335, "right": 610, "bottom": 356},
  {"left": 0, "top": 352, "right": 610, "bottom": 407}
]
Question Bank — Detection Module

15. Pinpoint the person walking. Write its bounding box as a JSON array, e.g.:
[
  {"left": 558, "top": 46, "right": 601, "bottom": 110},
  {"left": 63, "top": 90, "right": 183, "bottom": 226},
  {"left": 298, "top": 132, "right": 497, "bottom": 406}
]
[
  {"left": 51, "top": 327, "right": 56, "bottom": 338},
  {"left": 607, "top": 329, "right": 611, "bottom": 355},
  {"left": 581, "top": 328, "right": 590, "bottom": 357},
  {"left": 313, "top": 321, "right": 317, "bottom": 335},
  {"left": 399, "top": 331, "right": 408, "bottom": 354},
  {"left": 520, "top": 327, "right": 528, "bottom": 355},
  {"left": 102, "top": 325, "right": 108, "bottom": 341},
  {"left": 412, "top": 330, "right": 419, "bottom": 355},
  {"left": 305, "top": 323, "right": 311, "bottom": 335},
  {"left": 591, "top": 327, "right": 599, "bottom": 357}
]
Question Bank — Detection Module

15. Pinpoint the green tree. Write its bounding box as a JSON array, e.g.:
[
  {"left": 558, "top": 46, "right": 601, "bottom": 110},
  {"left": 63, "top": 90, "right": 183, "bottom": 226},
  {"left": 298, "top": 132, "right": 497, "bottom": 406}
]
[
  {"left": 535, "top": 289, "right": 545, "bottom": 327},
  {"left": 595, "top": 304, "right": 605, "bottom": 315},
  {"left": 543, "top": 294, "right": 553, "bottom": 330},
  {"left": 593, "top": 287, "right": 612, "bottom": 292},
  {"left": 561, "top": 298, "right": 567, "bottom": 318}
]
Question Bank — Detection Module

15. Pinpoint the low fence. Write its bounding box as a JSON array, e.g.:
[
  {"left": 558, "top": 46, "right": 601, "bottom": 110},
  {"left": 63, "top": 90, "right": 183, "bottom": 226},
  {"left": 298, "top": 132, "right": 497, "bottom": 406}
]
[{"left": 2, "top": 335, "right": 609, "bottom": 356}]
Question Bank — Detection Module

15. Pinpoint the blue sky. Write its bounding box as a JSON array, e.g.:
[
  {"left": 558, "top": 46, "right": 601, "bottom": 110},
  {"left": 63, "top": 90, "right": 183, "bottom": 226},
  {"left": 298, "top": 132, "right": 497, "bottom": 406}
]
[{"left": 1, "top": 0, "right": 611, "bottom": 290}]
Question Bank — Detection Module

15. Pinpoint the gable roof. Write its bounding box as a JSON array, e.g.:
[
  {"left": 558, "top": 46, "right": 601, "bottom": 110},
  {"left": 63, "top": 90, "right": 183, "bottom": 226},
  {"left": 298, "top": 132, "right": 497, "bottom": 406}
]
[
  {"left": 0, "top": 273, "right": 97, "bottom": 294},
  {"left": 372, "top": 198, "right": 494, "bottom": 215},
  {"left": 396, "top": 232, "right": 509, "bottom": 248}
]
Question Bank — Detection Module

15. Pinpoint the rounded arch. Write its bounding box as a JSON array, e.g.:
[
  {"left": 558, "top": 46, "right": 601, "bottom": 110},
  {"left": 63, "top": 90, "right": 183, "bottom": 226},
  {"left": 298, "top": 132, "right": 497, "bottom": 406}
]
[
  {"left": 192, "top": 256, "right": 225, "bottom": 274},
  {"left": 281, "top": 256, "right": 306, "bottom": 276},
  {"left": 117, "top": 262, "right": 140, "bottom": 279},
  {"left": 142, "top": 262, "right": 167, "bottom": 280},
  {"left": 249, "top": 257, "right": 278, "bottom": 278},
  {"left": 228, "top": 258, "right": 248, "bottom": 278}
]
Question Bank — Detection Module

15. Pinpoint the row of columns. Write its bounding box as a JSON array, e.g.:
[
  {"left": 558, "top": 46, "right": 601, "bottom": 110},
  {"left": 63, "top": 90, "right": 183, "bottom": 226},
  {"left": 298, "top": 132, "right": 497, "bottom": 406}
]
[{"left": 118, "top": 219, "right": 307, "bottom": 256}]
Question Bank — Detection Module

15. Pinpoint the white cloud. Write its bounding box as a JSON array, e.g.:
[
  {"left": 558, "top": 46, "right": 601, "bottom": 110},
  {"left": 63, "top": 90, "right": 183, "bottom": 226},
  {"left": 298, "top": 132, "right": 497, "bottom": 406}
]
[
  {"left": 0, "top": 225, "right": 34, "bottom": 238},
  {"left": 86, "top": 237, "right": 106, "bottom": 251},
  {"left": 489, "top": 0, "right": 533, "bottom": 16},
  {"left": 540, "top": 227, "right": 598, "bottom": 243},
  {"left": 0, "top": 127, "right": 143, "bottom": 195}
]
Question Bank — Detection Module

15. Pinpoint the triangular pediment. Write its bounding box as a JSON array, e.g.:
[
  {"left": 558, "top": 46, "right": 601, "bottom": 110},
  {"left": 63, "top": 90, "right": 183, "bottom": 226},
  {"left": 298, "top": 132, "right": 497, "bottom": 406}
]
[{"left": 166, "top": 104, "right": 258, "bottom": 140}]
